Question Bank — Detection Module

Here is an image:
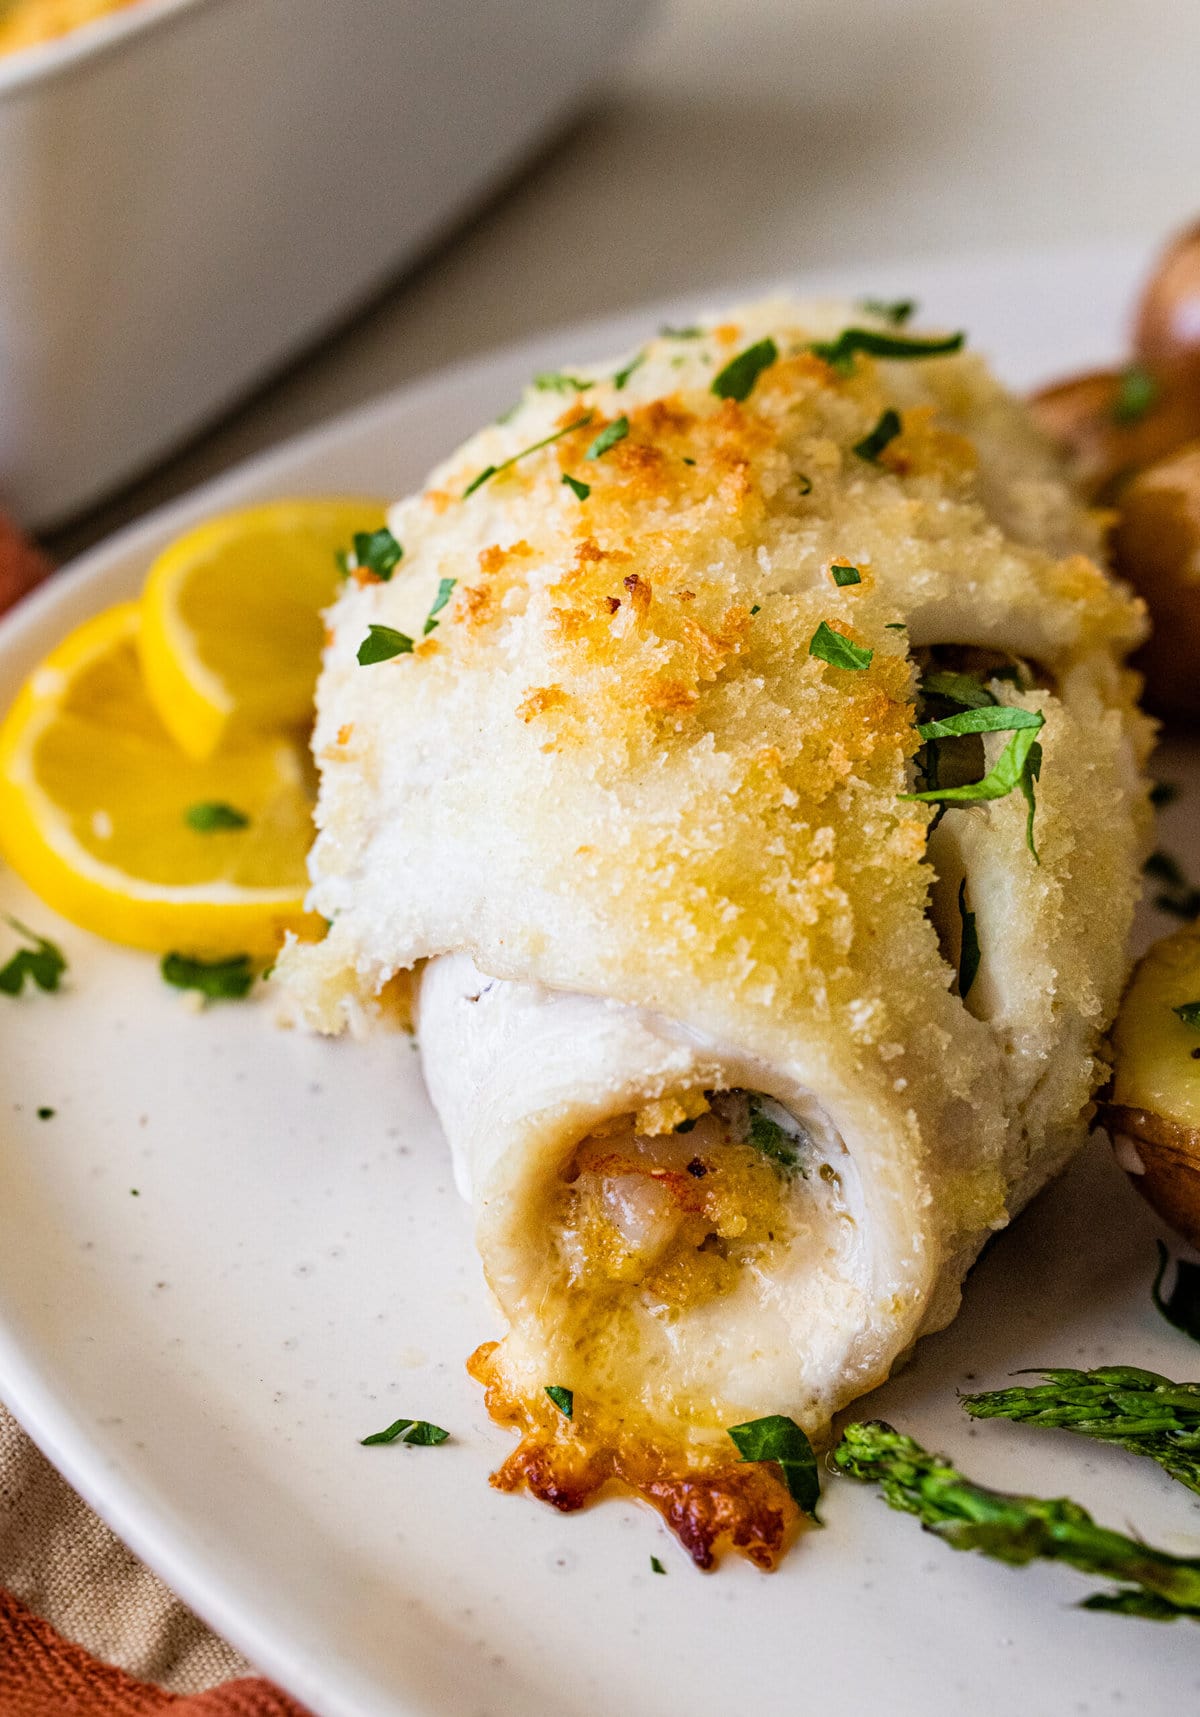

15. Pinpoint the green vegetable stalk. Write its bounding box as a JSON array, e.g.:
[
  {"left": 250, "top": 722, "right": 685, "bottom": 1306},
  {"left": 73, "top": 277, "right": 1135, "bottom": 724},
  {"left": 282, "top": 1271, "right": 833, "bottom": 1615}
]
[
  {"left": 961, "top": 1366, "right": 1200, "bottom": 1496},
  {"left": 833, "top": 1420, "right": 1200, "bottom": 1620}
]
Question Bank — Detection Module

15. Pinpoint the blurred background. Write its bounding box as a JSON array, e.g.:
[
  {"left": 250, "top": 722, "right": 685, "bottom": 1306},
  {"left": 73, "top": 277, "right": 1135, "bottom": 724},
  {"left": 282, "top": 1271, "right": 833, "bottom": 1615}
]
[{"left": 9, "top": 0, "right": 1200, "bottom": 556}]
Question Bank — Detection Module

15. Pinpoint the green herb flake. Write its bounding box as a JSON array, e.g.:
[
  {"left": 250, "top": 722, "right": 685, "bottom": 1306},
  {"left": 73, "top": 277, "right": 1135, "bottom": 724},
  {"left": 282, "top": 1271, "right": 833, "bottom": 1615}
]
[
  {"left": 534, "top": 370, "right": 594, "bottom": 393},
  {"left": 613, "top": 352, "right": 645, "bottom": 389},
  {"left": 160, "top": 952, "right": 255, "bottom": 1002},
  {"left": 423, "top": 577, "right": 457, "bottom": 636},
  {"left": 858, "top": 297, "right": 916, "bottom": 325},
  {"left": 809, "top": 620, "right": 873, "bottom": 672},
  {"left": 360, "top": 1417, "right": 451, "bottom": 1447},
  {"left": 1145, "top": 850, "right": 1200, "bottom": 920},
  {"left": 955, "top": 877, "right": 981, "bottom": 999},
  {"left": 921, "top": 669, "right": 998, "bottom": 710},
  {"left": 711, "top": 338, "right": 779, "bottom": 403},
  {"left": 650, "top": 1555, "right": 667, "bottom": 1574},
  {"left": 1153, "top": 1242, "right": 1200, "bottom": 1345},
  {"left": 812, "top": 327, "right": 965, "bottom": 374},
  {"left": 795, "top": 473, "right": 813, "bottom": 496},
  {"left": 184, "top": 801, "right": 249, "bottom": 833},
  {"left": 853, "top": 407, "right": 902, "bottom": 463},
  {"left": 0, "top": 918, "right": 67, "bottom": 998},
  {"left": 130, "top": 1188, "right": 139, "bottom": 1197},
  {"left": 727, "top": 1414, "right": 820, "bottom": 1518},
  {"left": 830, "top": 563, "right": 862, "bottom": 588},
  {"left": 660, "top": 325, "right": 703, "bottom": 339},
  {"left": 545, "top": 1385, "right": 574, "bottom": 1418},
  {"left": 352, "top": 528, "right": 404, "bottom": 581},
  {"left": 463, "top": 413, "right": 593, "bottom": 497},
  {"left": 1112, "top": 365, "right": 1159, "bottom": 426},
  {"left": 1175, "top": 1001, "right": 1200, "bottom": 1029},
  {"left": 747, "top": 1096, "right": 800, "bottom": 1169},
  {"left": 750, "top": 604, "right": 761, "bottom": 616},
  {"left": 584, "top": 416, "right": 630, "bottom": 461},
  {"left": 961, "top": 1366, "right": 1200, "bottom": 1499},
  {"left": 901, "top": 709, "right": 1045, "bottom": 857},
  {"left": 335, "top": 548, "right": 352, "bottom": 578},
  {"left": 357, "top": 624, "right": 414, "bottom": 666},
  {"left": 1151, "top": 781, "right": 1179, "bottom": 809},
  {"left": 885, "top": 621, "right": 907, "bottom": 631},
  {"left": 834, "top": 1418, "right": 1200, "bottom": 1620},
  {"left": 561, "top": 473, "right": 591, "bottom": 502},
  {"left": 36, "top": 1107, "right": 55, "bottom": 1120}
]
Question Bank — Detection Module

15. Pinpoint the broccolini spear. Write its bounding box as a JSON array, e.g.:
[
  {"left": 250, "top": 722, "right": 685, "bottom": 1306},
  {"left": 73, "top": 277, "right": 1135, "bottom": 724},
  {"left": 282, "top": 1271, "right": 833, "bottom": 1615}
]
[
  {"left": 833, "top": 1420, "right": 1200, "bottom": 1620},
  {"left": 961, "top": 1367, "right": 1200, "bottom": 1497}
]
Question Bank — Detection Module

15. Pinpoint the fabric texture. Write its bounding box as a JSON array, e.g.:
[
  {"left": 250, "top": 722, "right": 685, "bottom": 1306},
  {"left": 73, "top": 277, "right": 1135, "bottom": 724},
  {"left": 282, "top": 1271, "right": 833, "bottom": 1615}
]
[{"left": 0, "top": 521, "right": 309, "bottom": 1713}]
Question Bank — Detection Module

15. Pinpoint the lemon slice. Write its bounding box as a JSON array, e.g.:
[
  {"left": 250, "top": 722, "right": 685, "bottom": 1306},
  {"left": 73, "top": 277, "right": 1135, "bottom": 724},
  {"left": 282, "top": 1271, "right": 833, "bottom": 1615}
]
[
  {"left": 0, "top": 602, "right": 319, "bottom": 957},
  {"left": 139, "top": 497, "right": 387, "bottom": 758}
]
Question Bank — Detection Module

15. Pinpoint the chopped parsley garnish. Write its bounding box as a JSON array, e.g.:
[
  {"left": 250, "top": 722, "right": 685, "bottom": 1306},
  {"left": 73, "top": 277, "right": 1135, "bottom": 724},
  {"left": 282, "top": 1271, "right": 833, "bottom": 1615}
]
[
  {"left": 360, "top": 1417, "right": 451, "bottom": 1447},
  {"left": 352, "top": 527, "right": 403, "bottom": 581},
  {"left": 463, "top": 413, "right": 593, "bottom": 497},
  {"left": 423, "top": 577, "right": 457, "bottom": 636},
  {"left": 0, "top": 918, "right": 66, "bottom": 997},
  {"left": 853, "top": 407, "right": 902, "bottom": 462},
  {"left": 795, "top": 473, "right": 813, "bottom": 495},
  {"left": 901, "top": 707, "right": 1045, "bottom": 860},
  {"left": 749, "top": 604, "right": 761, "bottom": 615},
  {"left": 561, "top": 473, "right": 591, "bottom": 502},
  {"left": 1152, "top": 1242, "right": 1200, "bottom": 1345},
  {"left": 650, "top": 1555, "right": 667, "bottom": 1574},
  {"left": 809, "top": 620, "right": 873, "bottom": 672},
  {"left": 811, "top": 327, "right": 964, "bottom": 373},
  {"left": 534, "top": 370, "right": 594, "bottom": 393},
  {"left": 1151, "top": 781, "right": 1179, "bottom": 809},
  {"left": 1146, "top": 850, "right": 1200, "bottom": 920},
  {"left": 747, "top": 1096, "right": 800, "bottom": 1170},
  {"left": 727, "top": 1414, "right": 820, "bottom": 1518},
  {"left": 921, "top": 669, "right": 998, "bottom": 710},
  {"left": 858, "top": 297, "right": 916, "bottom": 325},
  {"left": 545, "top": 1385, "right": 574, "bottom": 1418},
  {"left": 1112, "top": 365, "right": 1158, "bottom": 426},
  {"left": 584, "top": 416, "right": 629, "bottom": 460},
  {"left": 660, "top": 324, "right": 703, "bottom": 338},
  {"left": 957, "top": 878, "right": 980, "bottom": 1000},
  {"left": 184, "top": 801, "right": 249, "bottom": 833},
  {"left": 36, "top": 1107, "right": 54, "bottom": 1120},
  {"left": 711, "top": 337, "right": 778, "bottom": 402},
  {"left": 613, "top": 353, "right": 645, "bottom": 389},
  {"left": 161, "top": 952, "right": 255, "bottom": 1001},
  {"left": 830, "top": 563, "right": 862, "bottom": 587},
  {"left": 1174, "top": 1001, "right": 1200, "bottom": 1030},
  {"left": 357, "top": 624, "right": 414, "bottom": 666},
  {"left": 885, "top": 621, "right": 907, "bottom": 631}
]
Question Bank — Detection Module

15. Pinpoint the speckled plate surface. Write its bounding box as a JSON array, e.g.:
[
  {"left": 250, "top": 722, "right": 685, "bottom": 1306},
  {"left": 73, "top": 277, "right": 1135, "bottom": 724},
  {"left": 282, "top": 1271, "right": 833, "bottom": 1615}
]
[{"left": 4, "top": 243, "right": 1200, "bottom": 1717}]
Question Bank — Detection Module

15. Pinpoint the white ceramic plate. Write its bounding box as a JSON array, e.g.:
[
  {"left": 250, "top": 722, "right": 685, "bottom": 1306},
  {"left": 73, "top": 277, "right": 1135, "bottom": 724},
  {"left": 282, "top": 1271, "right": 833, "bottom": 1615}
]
[{"left": 3, "top": 243, "right": 1200, "bottom": 1717}]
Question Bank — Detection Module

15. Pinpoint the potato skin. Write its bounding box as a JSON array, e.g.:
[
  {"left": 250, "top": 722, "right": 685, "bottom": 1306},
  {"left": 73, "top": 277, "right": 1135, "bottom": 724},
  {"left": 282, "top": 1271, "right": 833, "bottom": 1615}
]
[
  {"left": 1113, "top": 442, "right": 1200, "bottom": 723},
  {"left": 1134, "top": 221, "right": 1200, "bottom": 381},
  {"left": 1029, "top": 370, "right": 1200, "bottom": 503},
  {"left": 1099, "top": 1102, "right": 1200, "bottom": 1249}
]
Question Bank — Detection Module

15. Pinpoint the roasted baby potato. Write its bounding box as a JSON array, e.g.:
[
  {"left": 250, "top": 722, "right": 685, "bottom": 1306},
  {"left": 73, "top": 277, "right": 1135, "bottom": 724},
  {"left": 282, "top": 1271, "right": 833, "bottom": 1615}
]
[
  {"left": 1029, "top": 368, "right": 1200, "bottom": 502},
  {"left": 1134, "top": 220, "right": 1200, "bottom": 380},
  {"left": 1102, "top": 925, "right": 1200, "bottom": 1247},
  {"left": 1113, "top": 443, "right": 1200, "bottom": 722}
]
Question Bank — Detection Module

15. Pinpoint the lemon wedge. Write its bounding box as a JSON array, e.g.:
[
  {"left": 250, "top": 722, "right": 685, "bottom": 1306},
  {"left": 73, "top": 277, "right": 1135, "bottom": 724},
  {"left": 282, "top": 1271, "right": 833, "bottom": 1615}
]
[
  {"left": 139, "top": 497, "right": 387, "bottom": 759},
  {"left": 0, "top": 602, "right": 319, "bottom": 957}
]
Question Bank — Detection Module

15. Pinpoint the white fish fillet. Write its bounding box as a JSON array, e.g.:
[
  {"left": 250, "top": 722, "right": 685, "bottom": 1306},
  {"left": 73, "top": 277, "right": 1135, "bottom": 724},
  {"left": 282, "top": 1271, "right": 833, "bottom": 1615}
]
[{"left": 279, "top": 298, "right": 1152, "bottom": 1564}]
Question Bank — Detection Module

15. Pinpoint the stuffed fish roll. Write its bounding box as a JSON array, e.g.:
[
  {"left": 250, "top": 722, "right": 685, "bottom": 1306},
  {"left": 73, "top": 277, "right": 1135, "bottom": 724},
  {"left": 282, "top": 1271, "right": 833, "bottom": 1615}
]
[{"left": 278, "top": 300, "right": 1151, "bottom": 1567}]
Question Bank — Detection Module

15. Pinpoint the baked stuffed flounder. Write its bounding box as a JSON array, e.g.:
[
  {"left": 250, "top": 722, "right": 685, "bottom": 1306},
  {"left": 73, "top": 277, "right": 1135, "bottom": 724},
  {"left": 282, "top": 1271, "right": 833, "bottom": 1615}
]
[{"left": 279, "top": 301, "right": 1152, "bottom": 1568}]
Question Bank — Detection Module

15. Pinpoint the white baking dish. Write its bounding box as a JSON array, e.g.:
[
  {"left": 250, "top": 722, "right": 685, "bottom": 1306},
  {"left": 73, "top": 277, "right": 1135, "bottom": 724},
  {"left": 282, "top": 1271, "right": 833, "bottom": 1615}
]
[{"left": 0, "top": 0, "right": 648, "bottom": 527}]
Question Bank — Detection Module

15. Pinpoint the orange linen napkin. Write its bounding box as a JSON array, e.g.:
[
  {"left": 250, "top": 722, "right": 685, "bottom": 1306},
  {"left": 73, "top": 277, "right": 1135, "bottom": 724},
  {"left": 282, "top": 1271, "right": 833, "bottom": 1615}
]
[
  {"left": 0, "top": 1589, "right": 309, "bottom": 1716},
  {"left": 0, "top": 519, "right": 311, "bottom": 1715}
]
